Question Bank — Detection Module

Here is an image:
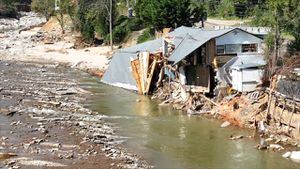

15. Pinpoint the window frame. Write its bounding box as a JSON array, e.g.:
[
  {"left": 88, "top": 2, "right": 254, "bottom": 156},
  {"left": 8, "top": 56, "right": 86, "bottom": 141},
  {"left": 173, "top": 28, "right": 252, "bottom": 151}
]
[
  {"left": 242, "top": 43, "right": 258, "bottom": 53},
  {"left": 216, "top": 45, "right": 225, "bottom": 55}
]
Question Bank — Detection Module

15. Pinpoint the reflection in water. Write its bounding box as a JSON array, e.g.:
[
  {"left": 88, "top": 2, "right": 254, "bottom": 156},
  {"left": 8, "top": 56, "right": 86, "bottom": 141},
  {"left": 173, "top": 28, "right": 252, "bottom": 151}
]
[{"left": 80, "top": 78, "right": 300, "bottom": 169}]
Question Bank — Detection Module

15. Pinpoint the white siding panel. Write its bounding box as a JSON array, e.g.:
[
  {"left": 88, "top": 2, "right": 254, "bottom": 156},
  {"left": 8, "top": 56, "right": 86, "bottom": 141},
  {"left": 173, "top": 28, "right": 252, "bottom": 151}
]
[
  {"left": 242, "top": 69, "right": 262, "bottom": 83},
  {"left": 216, "top": 29, "right": 263, "bottom": 46},
  {"left": 231, "top": 68, "right": 264, "bottom": 92}
]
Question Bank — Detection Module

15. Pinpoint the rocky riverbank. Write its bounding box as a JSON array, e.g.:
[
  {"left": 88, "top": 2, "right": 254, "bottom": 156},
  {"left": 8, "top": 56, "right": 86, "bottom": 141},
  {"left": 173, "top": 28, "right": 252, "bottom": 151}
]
[
  {"left": 0, "top": 12, "right": 152, "bottom": 169},
  {"left": 0, "top": 60, "right": 150, "bottom": 169}
]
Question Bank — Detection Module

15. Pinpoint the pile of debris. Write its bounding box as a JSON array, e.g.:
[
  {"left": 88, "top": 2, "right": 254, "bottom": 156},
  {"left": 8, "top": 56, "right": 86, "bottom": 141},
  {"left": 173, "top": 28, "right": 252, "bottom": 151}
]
[{"left": 152, "top": 80, "right": 215, "bottom": 115}]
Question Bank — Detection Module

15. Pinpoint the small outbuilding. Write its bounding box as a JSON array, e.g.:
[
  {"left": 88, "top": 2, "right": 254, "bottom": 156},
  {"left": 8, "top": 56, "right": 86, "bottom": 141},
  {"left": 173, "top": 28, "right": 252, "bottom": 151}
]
[{"left": 231, "top": 63, "right": 264, "bottom": 92}]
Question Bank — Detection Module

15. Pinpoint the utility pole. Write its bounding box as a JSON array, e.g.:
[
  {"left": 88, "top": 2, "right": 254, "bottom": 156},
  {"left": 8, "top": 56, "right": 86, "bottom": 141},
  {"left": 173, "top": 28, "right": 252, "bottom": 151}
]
[{"left": 109, "top": 0, "right": 113, "bottom": 51}]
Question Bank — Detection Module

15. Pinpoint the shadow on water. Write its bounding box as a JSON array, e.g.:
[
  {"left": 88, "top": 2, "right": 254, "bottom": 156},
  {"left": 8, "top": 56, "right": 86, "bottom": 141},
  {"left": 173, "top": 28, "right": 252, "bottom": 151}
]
[{"left": 80, "top": 76, "right": 300, "bottom": 169}]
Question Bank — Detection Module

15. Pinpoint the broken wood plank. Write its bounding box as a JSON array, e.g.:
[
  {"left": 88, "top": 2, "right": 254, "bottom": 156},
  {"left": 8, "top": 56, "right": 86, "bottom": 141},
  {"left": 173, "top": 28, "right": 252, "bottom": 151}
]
[
  {"left": 131, "top": 59, "right": 143, "bottom": 94},
  {"left": 145, "top": 59, "right": 157, "bottom": 95},
  {"left": 139, "top": 52, "right": 150, "bottom": 94},
  {"left": 199, "top": 94, "right": 219, "bottom": 107}
]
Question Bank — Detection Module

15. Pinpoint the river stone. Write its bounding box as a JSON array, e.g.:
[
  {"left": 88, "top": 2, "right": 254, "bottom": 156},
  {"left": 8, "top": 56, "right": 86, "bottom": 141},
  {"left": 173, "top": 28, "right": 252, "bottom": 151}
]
[
  {"left": 269, "top": 144, "right": 284, "bottom": 151},
  {"left": 290, "top": 151, "right": 300, "bottom": 161},
  {"left": 282, "top": 152, "right": 291, "bottom": 158},
  {"left": 221, "top": 121, "right": 231, "bottom": 128}
]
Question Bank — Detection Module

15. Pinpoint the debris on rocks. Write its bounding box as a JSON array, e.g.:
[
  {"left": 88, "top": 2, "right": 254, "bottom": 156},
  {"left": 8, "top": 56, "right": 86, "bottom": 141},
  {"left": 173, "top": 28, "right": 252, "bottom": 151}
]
[
  {"left": 268, "top": 144, "right": 284, "bottom": 151},
  {"left": 229, "top": 135, "right": 244, "bottom": 140},
  {"left": 0, "top": 153, "right": 17, "bottom": 160},
  {"left": 221, "top": 121, "right": 231, "bottom": 128}
]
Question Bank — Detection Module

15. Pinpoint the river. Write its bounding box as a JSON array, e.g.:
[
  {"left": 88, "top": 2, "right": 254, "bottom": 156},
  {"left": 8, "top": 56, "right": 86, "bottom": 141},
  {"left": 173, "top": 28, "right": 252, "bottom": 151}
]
[{"left": 81, "top": 76, "right": 300, "bottom": 169}]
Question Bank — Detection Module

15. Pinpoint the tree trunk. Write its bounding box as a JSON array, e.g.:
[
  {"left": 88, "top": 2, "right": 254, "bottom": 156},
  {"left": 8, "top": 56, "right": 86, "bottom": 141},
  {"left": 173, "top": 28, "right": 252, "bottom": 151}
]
[
  {"left": 109, "top": 0, "right": 113, "bottom": 51},
  {"left": 273, "top": 7, "right": 280, "bottom": 75}
]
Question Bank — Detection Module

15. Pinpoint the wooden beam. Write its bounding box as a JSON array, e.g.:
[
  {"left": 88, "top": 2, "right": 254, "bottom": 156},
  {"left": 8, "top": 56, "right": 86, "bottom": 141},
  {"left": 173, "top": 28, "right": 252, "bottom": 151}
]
[
  {"left": 131, "top": 59, "right": 143, "bottom": 94},
  {"left": 145, "top": 59, "right": 157, "bottom": 95},
  {"left": 199, "top": 94, "right": 219, "bottom": 107}
]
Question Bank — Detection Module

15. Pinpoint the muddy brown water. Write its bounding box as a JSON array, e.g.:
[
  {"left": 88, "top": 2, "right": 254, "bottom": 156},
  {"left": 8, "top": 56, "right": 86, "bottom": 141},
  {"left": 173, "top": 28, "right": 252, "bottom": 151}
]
[{"left": 80, "top": 77, "right": 300, "bottom": 169}]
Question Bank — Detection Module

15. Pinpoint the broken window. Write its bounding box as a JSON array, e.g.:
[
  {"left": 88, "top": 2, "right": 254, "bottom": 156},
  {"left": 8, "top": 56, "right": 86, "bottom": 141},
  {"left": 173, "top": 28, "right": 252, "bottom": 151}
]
[
  {"left": 242, "top": 44, "right": 258, "bottom": 53},
  {"left": 216, "top": 45, "right": 225, "bottom": 54},
  {"left": 225, "top": 44, "right": 241, "bottom": 54}
]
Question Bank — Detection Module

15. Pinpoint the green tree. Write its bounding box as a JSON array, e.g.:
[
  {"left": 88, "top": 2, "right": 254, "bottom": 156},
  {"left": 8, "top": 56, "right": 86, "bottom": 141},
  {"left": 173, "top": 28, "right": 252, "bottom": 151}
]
[
  {"left": 0, "top": 0, "right": 18, "bottom": 18},
  {"left": 135, "top": 0, "right": 206, "bottom": 31},
  {"left": 31, "top": 0, "right": 55, "bottom": 20},
  {"left": 253, "top": 0, "right": 300, "bottom": 76},
  {"left": 56, "top": 0, "right": 75, "bottom": 34},
  {"left": 77, "top": 0, "right": 118, "bottom": 44},
  {"left": 206, "top": 0, "right": 219, "bottom": 17},
  {"left": 217, "top": 0, "right": 235, "bottom": 18}
]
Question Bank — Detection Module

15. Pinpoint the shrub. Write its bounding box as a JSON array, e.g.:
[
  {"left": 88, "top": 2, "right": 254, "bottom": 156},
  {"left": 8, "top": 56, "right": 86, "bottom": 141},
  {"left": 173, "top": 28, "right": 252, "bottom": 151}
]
[
  {"left": 127, "top": 17, "right": 144, "bottom": 31},
  {"left": 137, "top": 28, "right": 154, "bottom": 44},
  {"left": 115, "top": 15, "right": 129, "bottom": 26},
  {"left": 112, "top": 25, "right": 129, "bottom": 43}
]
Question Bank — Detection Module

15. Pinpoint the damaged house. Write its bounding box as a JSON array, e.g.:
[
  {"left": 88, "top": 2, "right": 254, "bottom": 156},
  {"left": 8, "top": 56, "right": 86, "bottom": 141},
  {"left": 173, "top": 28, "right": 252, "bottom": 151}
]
[{"left": 102, "top": 26, "right": 266, "bottom": 96}]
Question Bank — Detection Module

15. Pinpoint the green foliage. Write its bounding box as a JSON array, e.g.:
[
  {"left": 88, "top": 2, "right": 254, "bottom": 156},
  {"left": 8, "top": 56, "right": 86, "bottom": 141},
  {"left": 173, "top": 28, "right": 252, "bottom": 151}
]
[
  {"left": 107, "top": 15, "right": 144, "bottom": 44},
  {"left": 135, "top": 0, "right": 206, "bottom": 30},
  {"left": 205, "top": 0, "right": 219, "bottom": 17},
  {"left": 217, "top": 0, "right": 235, "bottom": 18},
  {"left": 31, "top": 0, "right": 55, "bottom": 20},
  {"left": 264, "top": 33, "right": 275, "bottom": 57},
  {"left": 82, "top": 22, "right": 95, "bottom": 43},
  {"left": 137, "top": 28, "right": 155, "bottom": 44},
  {"left": 0, "top": 0, "right": 17, "bottom": 7},
  {"left": 115, "top": 15, "right": 128, "bottom": 26},
  {"left": 253, "top": 0, "right": 300, "bottom": 53},
  {"left": 0, "top": 0, "right": 18, "bottom": 18},
  {"left": 77, "top": 0, "right": 118, "bottom": 43},
  {"left": 111, "top": 25, "right": 129, "bottom": 43},
  {"left": 127, "top": 17, "right": 144, "bottom": 31}
]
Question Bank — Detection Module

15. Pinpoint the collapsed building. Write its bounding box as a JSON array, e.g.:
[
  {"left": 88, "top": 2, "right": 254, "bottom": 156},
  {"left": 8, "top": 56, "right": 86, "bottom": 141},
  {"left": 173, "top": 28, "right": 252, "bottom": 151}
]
[
  {"left": 102, "top": 26, "right": 266, "bottom": 97},
  {"left": 102, "top": 26, "right": 300, "bottom": 147}
]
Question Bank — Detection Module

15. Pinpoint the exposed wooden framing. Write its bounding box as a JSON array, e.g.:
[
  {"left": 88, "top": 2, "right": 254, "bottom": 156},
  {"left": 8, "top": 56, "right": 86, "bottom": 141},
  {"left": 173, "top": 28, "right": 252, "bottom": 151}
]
[
  {"left": 266, "top": 88, "right": 300, "bottom": 112},
  {"left": 139, "top": 52, "right": 150, "bottom": 93},
  {"left": 266, "top": 78, "right": 277, "bottom": 124},
  {"left": 156, "top": 65, "right": 165, "bottom": 88},
  {"left": 272, "top": 95, "right": 278, "bottom": 122},
  {"left": 206, "top": 39, "right": 216, "bottom": 65},
  {"left": 131, "top": 59, "right": 143, "bottom": 94},
  {"left": 144, "top": 59, "right": 157, "bottom": 95},
  {"left": 279, "top": 99, "right": 286, "bottom": 125},
  {"left": 288, "top": 99, "right": 296, "bottom": 131}
]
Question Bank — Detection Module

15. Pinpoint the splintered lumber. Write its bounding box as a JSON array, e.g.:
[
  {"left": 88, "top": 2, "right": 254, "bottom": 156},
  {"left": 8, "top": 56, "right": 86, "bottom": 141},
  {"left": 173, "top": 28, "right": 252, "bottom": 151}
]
[
  {"left": 156, "top": 65, "right": 165, "bottom": 88},
  {"left": 139, "top": 52, "right": 150, "bottom": 93},
  {"left": 266, "top": 78, "right": 277, "bottom": 123},
  {"left": 199, "top": 94, "right": 219, "bottom": 107},
  {"left": 279, "top": 100, "right": 286, "bottom": 125},
  {"left": 145, "top": 59, "right": 157, "bottom": 95},
  {"left": 131, "top": 59, "right": 143, "bottom": 94},
  {"left": 288, "top": 100, "right": 296, "bottom": 130}
]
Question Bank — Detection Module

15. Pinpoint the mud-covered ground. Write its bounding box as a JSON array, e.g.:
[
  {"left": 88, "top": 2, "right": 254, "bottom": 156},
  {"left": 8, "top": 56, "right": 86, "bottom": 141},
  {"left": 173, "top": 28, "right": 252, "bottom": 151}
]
[{"left": 0, "top": 61, "right": 149, "bottom": 169}]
